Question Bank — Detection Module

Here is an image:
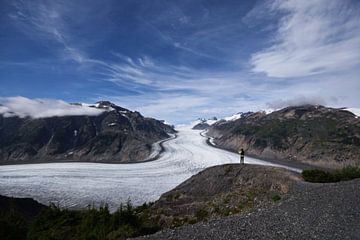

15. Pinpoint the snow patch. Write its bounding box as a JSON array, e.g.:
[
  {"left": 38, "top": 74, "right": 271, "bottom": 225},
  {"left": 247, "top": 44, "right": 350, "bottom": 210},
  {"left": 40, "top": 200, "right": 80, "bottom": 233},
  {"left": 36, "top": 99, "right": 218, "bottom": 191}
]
[
  {"left": 190, "top": 118, "right": 218, "bottom": 128},
  {"left": 263, "top": 108, "right": 275, "bottom": 114},
  {"left": 224, "top": 113, "right": 242, "bottom": 121},
  {"left": 345, "top": 108, "right": 360, "bottom": 117}
]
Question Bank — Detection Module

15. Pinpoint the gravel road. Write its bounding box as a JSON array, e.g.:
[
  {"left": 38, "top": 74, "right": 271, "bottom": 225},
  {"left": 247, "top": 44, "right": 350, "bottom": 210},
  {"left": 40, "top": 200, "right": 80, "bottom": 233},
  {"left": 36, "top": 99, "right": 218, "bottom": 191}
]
[{"left": 133, "top": 179, "right": 360, "bottom": 240}]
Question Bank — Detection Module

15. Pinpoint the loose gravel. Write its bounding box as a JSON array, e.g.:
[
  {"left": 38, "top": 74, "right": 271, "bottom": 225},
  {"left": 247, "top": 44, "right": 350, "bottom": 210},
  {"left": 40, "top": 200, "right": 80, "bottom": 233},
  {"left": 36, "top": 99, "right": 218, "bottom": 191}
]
[{"left": 132, "top": 179, "right": 360, "bottom": 240}]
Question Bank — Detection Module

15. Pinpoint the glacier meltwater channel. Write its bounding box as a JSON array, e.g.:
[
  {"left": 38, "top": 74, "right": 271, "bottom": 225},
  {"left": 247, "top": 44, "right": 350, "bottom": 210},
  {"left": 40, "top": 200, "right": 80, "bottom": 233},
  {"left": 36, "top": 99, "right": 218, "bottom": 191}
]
[{"left": 0, "top": 126, "right": 300, "bottom": 211}]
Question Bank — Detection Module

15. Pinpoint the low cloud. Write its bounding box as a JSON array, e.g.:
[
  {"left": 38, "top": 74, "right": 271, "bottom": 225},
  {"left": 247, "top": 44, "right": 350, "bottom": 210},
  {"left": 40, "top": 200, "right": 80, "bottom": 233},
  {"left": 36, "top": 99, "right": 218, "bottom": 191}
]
[
  {"left": 266, "top": 96, "right": 326, "bottom": 110},
  {"left": 0, "top": 96, "right": 104, "bottom": 118}
]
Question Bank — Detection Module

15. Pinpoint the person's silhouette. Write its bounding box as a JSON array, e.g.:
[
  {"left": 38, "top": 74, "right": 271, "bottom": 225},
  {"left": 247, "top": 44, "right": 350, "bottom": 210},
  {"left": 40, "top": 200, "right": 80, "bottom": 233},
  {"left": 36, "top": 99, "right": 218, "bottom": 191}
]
[{"left": 239, "top": 148, "right": 245, "bottom": 164}]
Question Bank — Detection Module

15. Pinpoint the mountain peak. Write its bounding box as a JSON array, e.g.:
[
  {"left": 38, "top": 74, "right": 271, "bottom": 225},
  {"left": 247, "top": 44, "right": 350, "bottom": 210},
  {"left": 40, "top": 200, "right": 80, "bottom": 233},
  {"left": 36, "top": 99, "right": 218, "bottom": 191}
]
[{"left": 94, "top": 101, "right": 129, "bottom": 112}]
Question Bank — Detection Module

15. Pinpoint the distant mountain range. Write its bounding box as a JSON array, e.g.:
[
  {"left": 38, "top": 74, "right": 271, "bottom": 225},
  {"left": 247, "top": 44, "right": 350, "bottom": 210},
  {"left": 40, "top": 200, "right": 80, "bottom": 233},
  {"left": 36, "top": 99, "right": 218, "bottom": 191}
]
[
  {"left": 0, "top": 101, "right": 175, "bottom": 164},
  {"left": 192, "top": 117, "right": 218, "bottom": 130},
  {"left": 192, "top": 112, "right": 261, "bottom": 130},
  {"left": 206, "top": 105, "right": 360, "bottom": 168}
]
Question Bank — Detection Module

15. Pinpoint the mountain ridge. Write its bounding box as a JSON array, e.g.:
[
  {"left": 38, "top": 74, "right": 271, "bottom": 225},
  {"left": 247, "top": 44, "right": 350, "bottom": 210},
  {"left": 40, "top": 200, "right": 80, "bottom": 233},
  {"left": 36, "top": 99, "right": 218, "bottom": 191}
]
[
  {"left": 0, "top": 100, "right": 175, "bottom": 164},
  {"left": 206, "top": 105, "right": 360, "bottom": 168}
]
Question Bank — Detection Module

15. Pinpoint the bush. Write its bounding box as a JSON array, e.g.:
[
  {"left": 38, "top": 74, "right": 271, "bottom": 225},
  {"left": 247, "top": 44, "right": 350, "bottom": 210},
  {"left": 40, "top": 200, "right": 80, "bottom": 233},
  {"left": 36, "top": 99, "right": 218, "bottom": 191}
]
[
  {"left": 302, "top": 166, "right": 360, "bottom": 183},
  {"left": 27, "top": 200, "right": 160, "bottom": 240},
  {"left": 195, "top": 209, "right": 209, "bottom": 221},
  {"left": 0, "top": 210, "right": 28, "bottom": 240},
  {"left": 271, "top": 194, "right": 281, "bottom": 202}
]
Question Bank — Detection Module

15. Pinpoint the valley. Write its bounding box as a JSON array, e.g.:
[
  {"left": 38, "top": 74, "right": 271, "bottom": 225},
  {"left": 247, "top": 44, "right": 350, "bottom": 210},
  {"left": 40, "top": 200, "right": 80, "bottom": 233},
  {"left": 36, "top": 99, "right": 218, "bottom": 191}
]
[{"left": 0, "top": 125, "right": 299, "bottom": 211}]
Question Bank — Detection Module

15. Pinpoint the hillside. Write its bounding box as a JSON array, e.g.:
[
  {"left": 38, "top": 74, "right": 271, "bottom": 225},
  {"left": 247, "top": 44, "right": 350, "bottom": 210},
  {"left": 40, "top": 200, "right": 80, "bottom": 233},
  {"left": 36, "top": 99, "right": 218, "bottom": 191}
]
[
  {"left": 0, "top": 101, "right": 175, "bottom": 164},
  {"left": 148, "top": 164, "right": 301, "bottom": 228},
  {"left": 134, "top": 172, "right": 360, "bottom": 240},
  {"left": 206, "top": 105, "right": 360, "bottom": 168}
]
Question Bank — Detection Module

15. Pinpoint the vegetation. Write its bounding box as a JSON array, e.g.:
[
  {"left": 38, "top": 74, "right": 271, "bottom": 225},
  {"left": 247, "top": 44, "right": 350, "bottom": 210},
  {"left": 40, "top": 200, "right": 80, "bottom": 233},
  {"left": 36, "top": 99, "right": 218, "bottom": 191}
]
[
  {"left": 195, "top": 208, "right": 209, "bottom": 221},
  {"left": 302, "top": 166, "right": 360, "bottom": 183},
  {"left": 0, "top": 200, "right": 160, "bottom": 240},
  {"left": 0, "top": 209, "right": 28, "bottom": 240},
  {"left": 271, "top": 194, "right": 281, "bottom": 202}
]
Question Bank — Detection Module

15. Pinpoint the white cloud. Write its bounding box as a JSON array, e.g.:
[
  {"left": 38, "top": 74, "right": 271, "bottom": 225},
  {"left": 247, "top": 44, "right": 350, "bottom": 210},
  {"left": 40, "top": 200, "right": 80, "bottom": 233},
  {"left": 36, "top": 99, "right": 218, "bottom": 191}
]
[
  {"left": 251, "top": 0, "right": 360, "bottom": 78},
  {"left": 9, "top": 1, "right": 91, "bottom": 64},
  {"left": 266, "top": 95, "right": 327, "bottom": 110},
  {"left": 0, "top": 97, "right": 104, "bottom": 118},
  {"left": 5, "top": 1, "right": 360, "bottom": 124}
]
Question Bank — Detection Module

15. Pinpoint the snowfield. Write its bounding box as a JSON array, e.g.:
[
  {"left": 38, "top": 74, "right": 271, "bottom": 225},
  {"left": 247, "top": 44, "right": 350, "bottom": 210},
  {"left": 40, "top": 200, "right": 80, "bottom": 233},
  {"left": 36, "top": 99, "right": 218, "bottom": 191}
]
[{"left": 0, "top": 126, "right": 300, "bottom": 211}]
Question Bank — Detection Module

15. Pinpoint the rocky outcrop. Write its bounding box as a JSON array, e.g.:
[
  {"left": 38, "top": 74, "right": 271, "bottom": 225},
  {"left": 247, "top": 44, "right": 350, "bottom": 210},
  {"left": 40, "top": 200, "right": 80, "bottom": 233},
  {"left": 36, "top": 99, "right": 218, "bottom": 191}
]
[
  {"left": 192, "top": 122, "right": 210, "bottom": 130},
  {"left": 0, "top": 101, "right": 175, "bottom": 164},
  {"left": 206, "top": 105, "right": 360, "bottom": 168},
  {"left": 149, "top": 164, "right": 301, "bottom": 228},
  {"left": 0, "top": 195, "right": 46, "bottom": 222},
  {"left": 192, "top": 118, "right": 217, "bottom": 130}
]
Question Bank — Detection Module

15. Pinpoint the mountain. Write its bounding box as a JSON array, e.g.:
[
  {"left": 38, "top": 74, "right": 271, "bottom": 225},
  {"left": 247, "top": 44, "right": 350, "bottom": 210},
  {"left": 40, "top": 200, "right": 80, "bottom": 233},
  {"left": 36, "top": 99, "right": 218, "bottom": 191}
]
[
  {"left": 0, "top": 101, "right": 175, "bottom": 164},
  {"left": 206, "top": 105, "right": 360, "bottom": 168},
  {"left": 192, "top": 112, "right": 255, "bottom": 130},
  {"left": 223, "top": 111, "right": 254, "bottom": 122},
  {"left": 191, "top": 117, "right": 218, "bottom": 130}
]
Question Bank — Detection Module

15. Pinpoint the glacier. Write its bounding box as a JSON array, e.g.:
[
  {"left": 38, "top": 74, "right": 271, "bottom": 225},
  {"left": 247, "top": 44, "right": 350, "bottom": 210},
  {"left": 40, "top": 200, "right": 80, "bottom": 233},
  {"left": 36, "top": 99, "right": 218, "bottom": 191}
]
[{"left": 0, "top": 126, "right": 300, "bottom": 212}]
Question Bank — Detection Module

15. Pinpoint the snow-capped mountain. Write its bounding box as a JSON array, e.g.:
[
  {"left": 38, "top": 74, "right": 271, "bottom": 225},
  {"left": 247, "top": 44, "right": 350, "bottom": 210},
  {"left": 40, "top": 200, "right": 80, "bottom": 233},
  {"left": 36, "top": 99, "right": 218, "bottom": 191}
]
[
  {"left": 191, "top": 117, "right": 218, "bottom": 130},
  {"left": 223, "top": 111, "right": 255, "bottom": 122}
]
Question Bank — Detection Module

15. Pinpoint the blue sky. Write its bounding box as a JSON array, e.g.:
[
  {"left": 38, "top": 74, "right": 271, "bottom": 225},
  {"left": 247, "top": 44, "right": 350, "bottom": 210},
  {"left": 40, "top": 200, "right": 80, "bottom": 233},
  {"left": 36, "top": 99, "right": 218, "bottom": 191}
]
[{"left": 0, "top": 0, "right": 359, "bottom": 124}]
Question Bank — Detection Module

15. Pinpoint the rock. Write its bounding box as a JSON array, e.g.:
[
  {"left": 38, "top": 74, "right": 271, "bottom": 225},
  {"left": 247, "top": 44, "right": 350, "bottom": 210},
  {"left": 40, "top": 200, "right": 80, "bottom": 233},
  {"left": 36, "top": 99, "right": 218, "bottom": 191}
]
[
  {"left": 192, "top": 122, "right": 210, "bottom": 130},
  {"left": 0, "top": 195, "right": 46, "bottom": 222}
]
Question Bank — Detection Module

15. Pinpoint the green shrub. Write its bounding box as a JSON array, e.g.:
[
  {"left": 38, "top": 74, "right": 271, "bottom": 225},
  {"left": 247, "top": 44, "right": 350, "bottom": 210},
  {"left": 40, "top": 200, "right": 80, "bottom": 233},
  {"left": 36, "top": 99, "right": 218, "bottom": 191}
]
[
  {"left": 0, "top": 210, "right": 28, "bottom": 240},
  {"left": 27, "top": 200, "right": 160, "bottom": 240},
  {"left": 195, "top": 208, "right": 209, "bottom": 221},
  {"left": 271, "top": 194, "right": 281, "bottom": 202},
  {"left": 302, "top": 166, "right": 360, "bottom": 183}
]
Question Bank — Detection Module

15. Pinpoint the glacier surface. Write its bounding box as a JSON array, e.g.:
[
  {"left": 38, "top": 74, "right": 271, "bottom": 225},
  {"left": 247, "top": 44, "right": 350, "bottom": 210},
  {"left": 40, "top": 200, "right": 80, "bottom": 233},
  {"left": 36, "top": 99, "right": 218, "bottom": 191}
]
[{"left": 0, "top": 126, "right": 300, "bottom": 211}]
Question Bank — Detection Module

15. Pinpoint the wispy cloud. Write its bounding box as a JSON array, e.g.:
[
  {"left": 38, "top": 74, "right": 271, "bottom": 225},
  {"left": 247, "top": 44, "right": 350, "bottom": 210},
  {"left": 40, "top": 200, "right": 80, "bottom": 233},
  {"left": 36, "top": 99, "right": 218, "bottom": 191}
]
[
  {"left": 3, "top": 0, "right": 360, "bottom": 124},
  {"left": 8, "top": 0, "right": 102, "bottom": 64},
  {"left": 0, "top": 96, "right": 103, "bottom": 118},
  {"left": 9, "top": 1, "right": 66, "bottom": 43},
  {"left": 250, "top": 0, "right": 360, "bottom": 78}
]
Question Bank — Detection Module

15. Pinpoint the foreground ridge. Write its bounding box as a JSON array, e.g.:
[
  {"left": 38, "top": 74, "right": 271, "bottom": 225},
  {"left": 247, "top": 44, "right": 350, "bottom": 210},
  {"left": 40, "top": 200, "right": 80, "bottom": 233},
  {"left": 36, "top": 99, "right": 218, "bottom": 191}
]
[{"left": 134, "top": 177, "right": 360, "bottom": 239}]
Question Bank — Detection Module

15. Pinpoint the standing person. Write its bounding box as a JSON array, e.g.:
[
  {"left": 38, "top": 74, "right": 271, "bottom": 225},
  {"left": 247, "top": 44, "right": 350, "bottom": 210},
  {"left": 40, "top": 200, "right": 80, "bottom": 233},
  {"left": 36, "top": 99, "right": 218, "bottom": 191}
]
[{"left": 239, "top": 148, "right": 245, "bottom": 164}]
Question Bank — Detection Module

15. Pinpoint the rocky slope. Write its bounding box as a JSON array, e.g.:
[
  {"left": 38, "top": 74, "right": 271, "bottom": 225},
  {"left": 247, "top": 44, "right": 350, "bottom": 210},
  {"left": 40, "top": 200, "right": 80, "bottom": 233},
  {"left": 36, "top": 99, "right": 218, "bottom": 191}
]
[
  {"left": 0, "top": 195, "right": 46, "bottom": 222},
  {"left": 206, "top": 105, "right": 360, "bottom": 168},
  {"left": 0, "top": 101, "right": 175, "bottom": 164},
  {"left": 192, "top": 118, "right": 218, "bottom": 130},
  {"left": 148, "top": 164, "right": 301, "bottom": 228},
  {"left": 134, "top": 177, "right": 360, "bottom": 240}
]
